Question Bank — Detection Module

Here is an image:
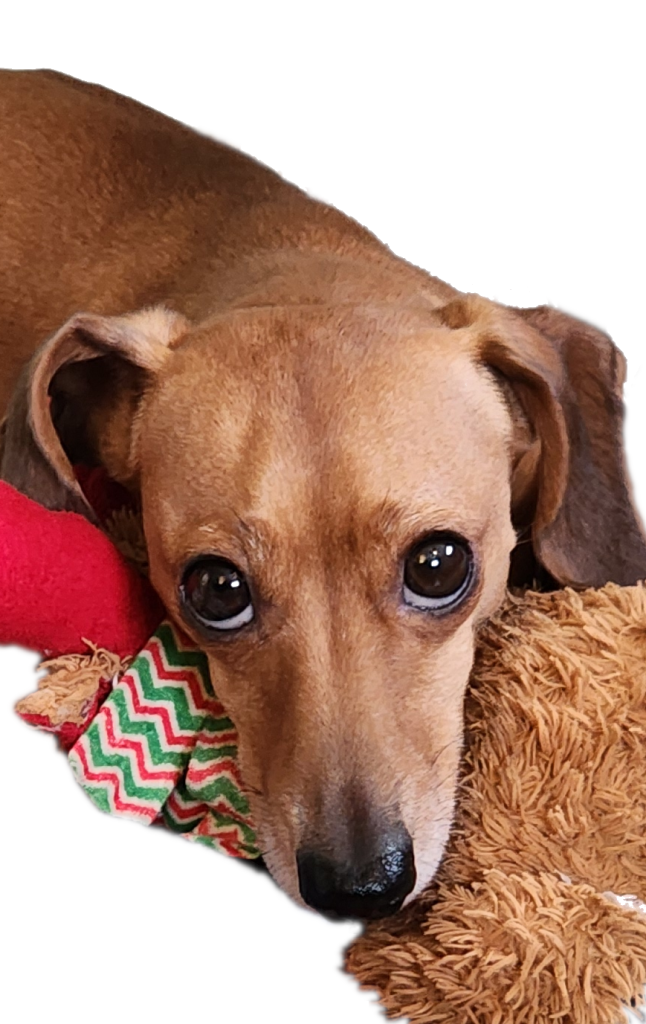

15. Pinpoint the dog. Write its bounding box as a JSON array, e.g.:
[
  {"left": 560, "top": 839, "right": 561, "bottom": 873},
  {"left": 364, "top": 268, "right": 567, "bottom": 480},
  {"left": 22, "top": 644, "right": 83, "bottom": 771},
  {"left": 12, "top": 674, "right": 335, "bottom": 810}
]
[{"left": 1, "top": 69, "right": 645, "bottom": 920}]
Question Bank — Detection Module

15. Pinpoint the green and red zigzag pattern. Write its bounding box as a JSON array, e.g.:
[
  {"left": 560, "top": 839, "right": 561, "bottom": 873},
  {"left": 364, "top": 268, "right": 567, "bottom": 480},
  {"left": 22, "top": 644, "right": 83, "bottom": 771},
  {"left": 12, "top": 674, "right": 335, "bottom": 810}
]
[{"left": 68, "top": 620, "right": 260, "bottom": 860}]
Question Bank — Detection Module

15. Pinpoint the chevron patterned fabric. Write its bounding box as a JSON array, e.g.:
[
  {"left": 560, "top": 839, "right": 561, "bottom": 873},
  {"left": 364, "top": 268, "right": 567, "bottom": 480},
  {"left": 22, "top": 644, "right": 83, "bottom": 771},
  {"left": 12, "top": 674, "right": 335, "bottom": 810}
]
[{"left": 68, "top": 620, "right": 260, "bottom": 860}]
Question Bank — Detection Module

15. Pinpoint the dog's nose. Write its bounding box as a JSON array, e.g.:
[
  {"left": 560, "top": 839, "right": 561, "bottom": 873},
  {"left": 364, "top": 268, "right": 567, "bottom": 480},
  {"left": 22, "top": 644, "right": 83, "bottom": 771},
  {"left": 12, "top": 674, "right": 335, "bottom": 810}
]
[{"left": 296, "top": 826, "right": 416, "bottom": 920}]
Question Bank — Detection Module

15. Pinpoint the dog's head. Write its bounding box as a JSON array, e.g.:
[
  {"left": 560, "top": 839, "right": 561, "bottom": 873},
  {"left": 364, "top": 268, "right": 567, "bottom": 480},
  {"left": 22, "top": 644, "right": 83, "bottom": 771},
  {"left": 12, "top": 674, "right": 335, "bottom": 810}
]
[{"left": 3, "top": 296, "right": 645, "bottom": 917}]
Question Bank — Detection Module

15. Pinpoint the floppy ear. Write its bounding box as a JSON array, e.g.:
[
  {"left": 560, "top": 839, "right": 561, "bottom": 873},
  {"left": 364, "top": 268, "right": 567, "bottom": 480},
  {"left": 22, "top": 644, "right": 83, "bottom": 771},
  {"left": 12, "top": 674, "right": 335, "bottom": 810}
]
[
  {"left": 441, "top": 295, "right": 646, "bottom": 588},
  {"left": 0, "top": 307, "right": 189, "bottom": 518}
]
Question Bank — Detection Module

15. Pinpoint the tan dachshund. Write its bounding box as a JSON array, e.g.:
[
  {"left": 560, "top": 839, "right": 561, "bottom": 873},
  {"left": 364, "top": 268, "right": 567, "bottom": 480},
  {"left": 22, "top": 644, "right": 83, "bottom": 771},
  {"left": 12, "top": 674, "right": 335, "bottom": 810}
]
[{"left": 1, "top": 70, "right": 645, "bottom": 920}]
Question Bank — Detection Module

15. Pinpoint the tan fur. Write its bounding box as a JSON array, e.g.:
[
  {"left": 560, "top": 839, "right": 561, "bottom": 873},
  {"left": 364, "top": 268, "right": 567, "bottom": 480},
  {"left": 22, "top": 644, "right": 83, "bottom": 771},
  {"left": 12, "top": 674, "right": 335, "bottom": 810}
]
[
  {"left": 1, "top": 70, "right": 645, "bottom": 908},
  {"left": 347, "top": 583, "right": 646, "bottom": 1022}
]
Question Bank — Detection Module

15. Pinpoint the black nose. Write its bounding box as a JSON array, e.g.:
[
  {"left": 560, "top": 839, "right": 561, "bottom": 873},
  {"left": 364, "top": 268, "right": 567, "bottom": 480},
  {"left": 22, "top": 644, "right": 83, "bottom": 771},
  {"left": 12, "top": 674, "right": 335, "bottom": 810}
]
[{"left": 296, "top": 826, "right": 416, "bottom": 920}]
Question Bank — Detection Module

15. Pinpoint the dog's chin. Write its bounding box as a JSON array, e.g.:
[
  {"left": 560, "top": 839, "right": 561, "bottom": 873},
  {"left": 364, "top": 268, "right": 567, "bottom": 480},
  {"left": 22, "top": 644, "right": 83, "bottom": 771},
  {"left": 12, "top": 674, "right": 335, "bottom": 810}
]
[{"left": 256, "top": 835, "right": 307, "bottom": 909}]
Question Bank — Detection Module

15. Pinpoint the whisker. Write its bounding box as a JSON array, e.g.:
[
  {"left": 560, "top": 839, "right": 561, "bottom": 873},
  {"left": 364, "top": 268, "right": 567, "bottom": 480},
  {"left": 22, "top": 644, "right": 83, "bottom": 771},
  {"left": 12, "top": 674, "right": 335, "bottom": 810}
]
[{"left": 242, "top": 783, "right": 265, "bottom": 798}]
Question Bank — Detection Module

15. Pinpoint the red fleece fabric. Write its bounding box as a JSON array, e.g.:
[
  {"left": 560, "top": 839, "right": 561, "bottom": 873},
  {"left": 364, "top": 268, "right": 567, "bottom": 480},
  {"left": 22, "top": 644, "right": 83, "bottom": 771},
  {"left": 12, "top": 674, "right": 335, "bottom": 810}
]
[{"left": 0, "top": 481, "right": 163, "bottom": 658}]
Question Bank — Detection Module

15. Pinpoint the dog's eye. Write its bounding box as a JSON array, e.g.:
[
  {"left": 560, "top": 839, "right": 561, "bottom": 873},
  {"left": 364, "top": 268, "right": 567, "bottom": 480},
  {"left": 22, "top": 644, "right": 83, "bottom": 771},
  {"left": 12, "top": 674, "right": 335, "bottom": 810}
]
[
  {"left": 403, "top": 533, "right": 474, "bottom": 612},
  {"left": 180, "top": 557, "right": 254, "bottom": 632}
]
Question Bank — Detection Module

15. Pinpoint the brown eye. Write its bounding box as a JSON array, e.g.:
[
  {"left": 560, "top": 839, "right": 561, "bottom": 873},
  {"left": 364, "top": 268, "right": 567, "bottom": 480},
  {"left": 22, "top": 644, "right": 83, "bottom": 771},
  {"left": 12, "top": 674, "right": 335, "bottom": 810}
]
[
  {"left": 180, "top": 557, "right": 254, "bottom": 632},
  {"left": 403, "top": 533, "right": 474, "bottom": 612}
]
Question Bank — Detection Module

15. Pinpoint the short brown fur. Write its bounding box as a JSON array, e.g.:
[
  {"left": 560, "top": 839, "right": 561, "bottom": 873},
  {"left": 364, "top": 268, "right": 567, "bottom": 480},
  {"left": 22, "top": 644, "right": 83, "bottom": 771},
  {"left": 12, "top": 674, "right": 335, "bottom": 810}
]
[{"left": 1, "top": 71, "right": 645, "bottom": 907}]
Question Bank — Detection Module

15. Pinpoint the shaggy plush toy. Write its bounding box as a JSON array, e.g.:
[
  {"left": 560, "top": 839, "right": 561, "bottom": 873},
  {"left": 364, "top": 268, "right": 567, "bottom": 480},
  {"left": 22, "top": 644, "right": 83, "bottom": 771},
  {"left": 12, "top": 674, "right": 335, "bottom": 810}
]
[
  {"left": 2, "top": 478, "right": 646, "bottom": 1023},
  {"left": 347, "top": 585, "right": 646, "bottom": 1024}
]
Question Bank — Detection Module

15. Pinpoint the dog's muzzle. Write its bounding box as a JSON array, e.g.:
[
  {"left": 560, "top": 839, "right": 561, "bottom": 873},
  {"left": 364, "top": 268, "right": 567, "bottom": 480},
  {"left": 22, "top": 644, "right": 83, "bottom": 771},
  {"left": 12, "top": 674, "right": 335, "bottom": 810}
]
[{"left": 296, "top": 823, "right": 416, "bottom": 920}]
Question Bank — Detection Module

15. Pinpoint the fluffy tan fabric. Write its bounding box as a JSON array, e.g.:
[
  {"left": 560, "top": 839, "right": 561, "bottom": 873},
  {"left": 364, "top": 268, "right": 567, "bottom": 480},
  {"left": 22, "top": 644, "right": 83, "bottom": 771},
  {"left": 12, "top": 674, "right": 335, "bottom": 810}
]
[
  {"left": 347, "top": 584, "right": 646, "bottom": 1023},
  {"left": 16, "top": 646, "right": 130, "bottom": 726}
]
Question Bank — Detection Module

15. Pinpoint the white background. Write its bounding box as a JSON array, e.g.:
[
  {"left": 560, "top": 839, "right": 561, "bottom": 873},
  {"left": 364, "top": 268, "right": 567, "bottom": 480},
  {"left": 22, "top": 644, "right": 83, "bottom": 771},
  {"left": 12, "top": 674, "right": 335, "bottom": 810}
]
[{"left": 0, "top": 4, "right": 644, "bottom": 1023}]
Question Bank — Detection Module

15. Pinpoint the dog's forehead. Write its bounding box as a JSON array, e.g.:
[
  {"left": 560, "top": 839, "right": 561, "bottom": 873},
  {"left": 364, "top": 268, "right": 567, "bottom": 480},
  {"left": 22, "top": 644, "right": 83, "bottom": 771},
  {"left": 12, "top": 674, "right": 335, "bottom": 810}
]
[{"left": 141, "top": 311, "right": 511, "bottom": 543}]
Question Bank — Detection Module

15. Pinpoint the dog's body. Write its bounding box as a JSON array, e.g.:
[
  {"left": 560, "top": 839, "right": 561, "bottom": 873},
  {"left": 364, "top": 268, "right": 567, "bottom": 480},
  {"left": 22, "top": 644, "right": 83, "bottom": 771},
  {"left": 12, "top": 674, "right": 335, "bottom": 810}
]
[
  {"left": 2, "top": 70, "right": 645, "bottom": 917},
  {"left": 0, "top": 70, "right": 456, "bottom": 415}
]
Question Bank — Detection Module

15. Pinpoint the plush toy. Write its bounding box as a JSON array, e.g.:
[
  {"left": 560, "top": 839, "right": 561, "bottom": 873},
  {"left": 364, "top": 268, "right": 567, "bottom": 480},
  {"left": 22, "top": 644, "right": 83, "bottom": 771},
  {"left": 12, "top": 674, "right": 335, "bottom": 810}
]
[
  {"left": 0, "top": 472, "right": 162, "bottom": 660},
  {"left": 346, "top": 584, "right": 646, "bottom": 1024},
  {"left": 2, "top": 477, "right": 646, "bottom": 1022}
]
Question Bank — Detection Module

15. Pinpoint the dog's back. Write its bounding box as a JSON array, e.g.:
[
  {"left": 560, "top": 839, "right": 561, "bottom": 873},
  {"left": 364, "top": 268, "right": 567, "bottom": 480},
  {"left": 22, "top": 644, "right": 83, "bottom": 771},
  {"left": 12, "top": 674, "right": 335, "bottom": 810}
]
[{"left": 0, "top": 69, "right": 389, "bottom": 415}]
